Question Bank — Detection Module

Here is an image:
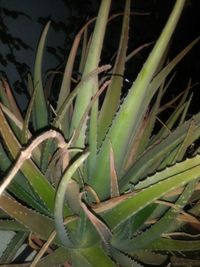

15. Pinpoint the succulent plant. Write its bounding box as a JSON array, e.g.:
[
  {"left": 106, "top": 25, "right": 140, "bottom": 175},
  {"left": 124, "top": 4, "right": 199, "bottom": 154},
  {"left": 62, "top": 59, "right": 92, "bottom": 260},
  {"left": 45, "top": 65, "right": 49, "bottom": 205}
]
[{"left": 0, "top": 0, "right": 200, "bottom": 266}]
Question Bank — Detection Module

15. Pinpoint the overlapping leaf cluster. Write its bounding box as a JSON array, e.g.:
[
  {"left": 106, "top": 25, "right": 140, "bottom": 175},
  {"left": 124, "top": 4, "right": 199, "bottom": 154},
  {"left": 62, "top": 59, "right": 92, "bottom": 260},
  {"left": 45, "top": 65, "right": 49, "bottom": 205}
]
[{"left": 0, "top": 0, "right": 200, "bottom": 266}]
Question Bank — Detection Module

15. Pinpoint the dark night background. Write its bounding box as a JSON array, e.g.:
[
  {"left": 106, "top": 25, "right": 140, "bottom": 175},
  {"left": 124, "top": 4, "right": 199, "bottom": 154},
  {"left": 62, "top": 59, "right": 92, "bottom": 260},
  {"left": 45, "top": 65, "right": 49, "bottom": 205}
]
[{"left": 0, "top": 0, "right": 199, "bottom": 114}]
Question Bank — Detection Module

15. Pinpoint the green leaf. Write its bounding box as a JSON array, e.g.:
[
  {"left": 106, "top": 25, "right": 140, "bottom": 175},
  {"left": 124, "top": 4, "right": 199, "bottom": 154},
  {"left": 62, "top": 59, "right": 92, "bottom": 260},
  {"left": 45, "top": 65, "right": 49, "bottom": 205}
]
[
  {"left": 21, "top": 76, "right": 36, "bottom": 145},
  {"left": 120, "top": 112, "right": 200, "bottom": 191},
  {"left": 0, "top": 194, "right": 55, "bottom": 242},
  {"left": 56, "top": 18, "right": 96, "bottom": 136},
  {"left": 114, "top": 180, "right": 196, "bottom": 251},
  {"left": 133, "top": 250, "right": 168, "bottom": 266},
  {"left": 132, "top": 87, "right": 163, "bottom": 159},
  {"left": 0, "top": 79, "right": 23, "bottom": 139},
  {"left": 0, "top": 231, "right": 27, "bottom": 264},
  {"left": 0, "top": 143, "right": 47, "bottom": 214},
  {"left": 150, "top": 103, "right": 187, "bottom": 147},
  {"left": 0, "top": 247, "right": 70, "bottom": 267},
  {"left": 111, "top": 248, "right": 144, "bottom": 267},
  {"left": 0, "top": 220, "right": 27, "bottom": 232},
  {"left": 91, "top": 0, "right": 188, "bottom": 199},
  {"left": 79, "top": 193, "right": 112, "bottom": 249},
  {"left": 126, "top": 204, "right": 156, "bottom": 236},
  {"left": 54, "top": 152, "right": 89, "bottom": 247},
  {"left": 145, "top": 237, "right": 200, "bottom": 251},
  {"left": 104, "top": 154, "right": 200, "bottom": 230},
  {"left": 71, "top": 245, "right": 116, "bottom": 267},
  {"left": 33, "top": 22, "right": 50, "bottom": 130},
  {"left": 53, "top": 65, "right": 111, "bottom": 130},
  {"left": 0, "top": 111, "right": 72, "bottom": 214},
  {"left": 98, "top": 0, "right": 130, "bottom": 144},
  {"left": 70, "top": 0, "right": 111, "bottom": 148},
  {"left": 0, "top": 79, "right": 23, "bottom": 122}
]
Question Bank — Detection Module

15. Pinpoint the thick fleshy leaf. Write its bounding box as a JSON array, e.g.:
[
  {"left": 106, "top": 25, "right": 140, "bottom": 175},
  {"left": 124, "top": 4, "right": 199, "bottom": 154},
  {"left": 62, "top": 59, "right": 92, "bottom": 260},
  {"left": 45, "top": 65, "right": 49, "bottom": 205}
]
[
  {"left": 21, "top": 78, "right": 36, "bottom": 145},
  {"left": 133, "top": 250, "right": 168, "bottom": 266},
  {"left": 0, "top": 232, "right": 27, "bottom": 264},
  {"left": 0, "top": 142, "right": 46, "bottom": 214},
  {"left": 0, "top": 247, "right": 70, "bottom": 267},
  {"left": 54, "top": 65, "right": 111, "bottom": 130},
  {"left": 91, "top": 0, "right": 188, "bottom": 199},
  {"left": 98, "top": 0, "right": 130, "bottom": 144},
  {"left": 111, "top": 248, "right": 144, "bottom": 267},
  {"left": 54, "top": 152, "right": 89, "bottom": 247},
  {"left": 0, "top": 109, "right": 54, "bottom": 211},
  {"left": 0, "top": 80, "right": 23, "bottom": 139},
  {"left": 0, "top": 220, "right": 27, "bottom": 232},
  {"left": 113, "top": 180, "right": 196, "bottom": 251},
  {"left": 144, "top": 237, "right": 200, "bottom": 251},
  {"left": 109, "top": 143, "right": 120, "bottom": 198},
  {"left": 0, "top": 79, "right": 22, "bottom": 122},
  {"left": 70, "top": 0, "right": 111, "bottom": 148},
  {"left": 120, "top": 112, "right": 200, "bottom": 191},
  {"left": 33, "top": 22, "right": 50, "bottom": 130},
  {"left": 103, "top": 154, "right": 200, "bottom": 230},
  {"left": 56, "top": 17, "right": 96, "bottom": 136},
  {"left": 79, "top": 193, "right": 112, "bottom": 249},
  {"left": 71, "top": 245, "right": 116, "bottom": 267},
  {"left": 0, "top": 112, "right": 70, "bottom": 214},
  {"left": 0, "top": 194, "right": 55, "bottom": 242}
]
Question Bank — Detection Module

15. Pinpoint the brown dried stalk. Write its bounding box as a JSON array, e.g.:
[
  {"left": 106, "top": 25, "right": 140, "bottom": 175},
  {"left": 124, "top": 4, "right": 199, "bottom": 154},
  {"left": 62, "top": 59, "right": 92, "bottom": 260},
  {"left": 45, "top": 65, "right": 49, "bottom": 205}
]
[{"left": 0, "top": 129, "right": 70, "bottom": 196}]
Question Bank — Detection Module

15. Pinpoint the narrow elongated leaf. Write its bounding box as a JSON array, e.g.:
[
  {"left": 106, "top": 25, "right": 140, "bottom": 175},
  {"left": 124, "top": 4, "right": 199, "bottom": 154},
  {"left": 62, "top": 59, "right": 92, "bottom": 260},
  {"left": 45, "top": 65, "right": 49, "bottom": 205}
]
[
  {"left": 0, "top": 111, "right": 70, "bottom": 214},
  {"left": 79, "top": 193, "right": 112, "bottom": 249},
  {"left": 0, "top": 79, "right": 22, "bottom": 121},
  {"left": 0, "top": 108, "right": 53, "bottom": 211},
  {"left": 120, "top": 112, "right": 200, "bottom": 191},
  {"left": 0, "top": 103, "right": 32, "bottom": 141},
  {"left": 133, "top": 251, "right": 168, "bottom": 266},
  {"left": 114, "top": 180, "right": 196, "bottom": 250},
  {"left": 150, "top": 102, "right": 187, "bottom": 146},
  {"left": 70, "top": 0, "right": 111, "bottom": 148},
  {"left": 170, "top": 118, "right": 195, "bottom": 164},
  {"left": 71, "top": 245, "right": 116, "bottom": 267},
  {"left": 53, "top": 65, "right": 111, "bottom": 129},
  {"left": 0, "top": 247, "right": 70, "bottom": 267},
  {"left": 144, "top": 237, "right": 200, "bottom": 251},
  {"left": 33, "top": 22, "right": 50, "bottom": 130},
  {"left": 91, "top": 0, "right": 187, "bottom": 199},
  {"left": 56, "top": 18, "right": 96, "bottom": 136},
  {"left": 98, "top": 0, "right": 130, "bottom": 144},
  {"left": 0, "top": 232, "right": 27, "bottom": 264},
  {"left": 104, "top": 154, "right": 200, "bottom": 230},
  {"left": 21, "top": 80, "right": 37, "bottom": 145},
  {"left": 87, "top": 80, "right": 111, "bottom": 178},
  {"left": 0, "top": 80, "right": 23, "bottom": 139},
  {"left": 0, "top": 194, "right": 55, "bottom": 242},
  {"left": 171, "top": 256, "right": 200, "bottom": 266},
  {"left": 54, "top": 152, "right": 89, "bottom": 247},
  {"left": 111, "top": 248, "right": 144, "bottom": 267},
  {"left": 0, "top": 142, "right": 46, "bottom": 214},
  {"left": 125, "top": 204, "right": 156, "bottom": 236},
  {"left": 0, "top": 220, "right": 27, "bottom": 232},
  {"left": 109, "top": 143, "right": 120, "bottom": 198}
]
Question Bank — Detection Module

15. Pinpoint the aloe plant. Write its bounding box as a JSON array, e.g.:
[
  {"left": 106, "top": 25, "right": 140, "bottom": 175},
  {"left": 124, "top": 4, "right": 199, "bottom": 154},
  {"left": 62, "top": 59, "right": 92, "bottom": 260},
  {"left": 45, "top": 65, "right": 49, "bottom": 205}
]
[{"left": 0, "top": 0, "right": 200, "bottom": 266}]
